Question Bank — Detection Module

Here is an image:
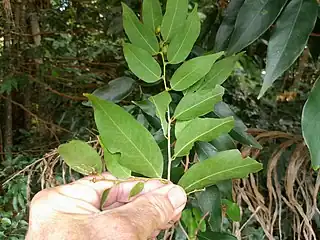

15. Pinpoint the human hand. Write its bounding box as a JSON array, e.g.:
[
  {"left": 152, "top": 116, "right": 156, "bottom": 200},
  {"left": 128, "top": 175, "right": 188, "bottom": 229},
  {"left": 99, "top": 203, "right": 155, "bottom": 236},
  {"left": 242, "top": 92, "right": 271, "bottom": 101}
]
[{"left": 26, "top": 172, "right": 187, "bottom": 240}]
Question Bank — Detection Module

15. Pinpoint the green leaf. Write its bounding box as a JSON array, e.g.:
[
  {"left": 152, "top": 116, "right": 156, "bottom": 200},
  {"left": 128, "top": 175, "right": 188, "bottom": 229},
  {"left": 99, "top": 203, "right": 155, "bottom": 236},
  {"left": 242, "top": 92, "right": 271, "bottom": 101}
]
[
  {"left": 83, "top": 77, "right": 135, "bottom": 106},
  {"left": 167, "top": 5, "right": 201, "bottom": 64},
  {"left": 86, "top": 94, "right": 163, "bottom": 178},
  {"left": 174, "top": 117, "right": 235, "bottom": 158},
  {"left": 181, "top": 209, "right": 198, "bottom": 237},
  {"left": 104, "top": 148, "right": 131, "bottom": 178},
  {"left": 129, "top": 182, "right": 145, "bottom": 198},
  {"left": 122, "top": 3, "right": 159, "bottom": 54},
  {"left": 195, "top": 142, "right": 217, "bottom": 161},
  {"left": 142, "top": 0, "right": 163, "bottom": 32},
  {"left": 198, "top": 231, "right": 237, "bottom": 240},
  {"left": 196, "top": 54, "right": 241, "bottom": 91},
  {"left": 170, "top": 53, "right": 224, "bottom": 91},
  {"left": 174, "top": 85, "right": 224, "bottom": 121},
  {"left": 161, "top": 0, "right": 188, "bottom": 42},
  {"left": 178, "top": 150, "right": 262, "bottom": 193},
  {"left": 196, "top": 185, "right": 222, "bottom": 232},
  {"left": 302, "top": 77, "right": 320, "bottom": 170},
  {"left": 100, "top": 189, "right": 110, "bottom": 210},
  {"left": 123, "top": 43, "right": 161, "bottom": 83},
  {"left": 214, "top": 0, "right": 245, "bottom": 52},
  {"left": 58, "top": 140, "right": 102, "bottom": 175},
  {"left": 221, "top": 199, "right": 241, "bottom": 222},
  {"left": 214, "top": 102, "right": 262, "bottom": 149},
  {"left": 149, "top": 91, "right": 172, "bottom": 136},
  {"left": 258, "top": 0, "right": 318, "bottom": 98},
  {"left": 227, "top": 0, "right": 287, "bottom": 55},
  {"left": 211, "top": 134, "right": 237, "bottom": 151}
]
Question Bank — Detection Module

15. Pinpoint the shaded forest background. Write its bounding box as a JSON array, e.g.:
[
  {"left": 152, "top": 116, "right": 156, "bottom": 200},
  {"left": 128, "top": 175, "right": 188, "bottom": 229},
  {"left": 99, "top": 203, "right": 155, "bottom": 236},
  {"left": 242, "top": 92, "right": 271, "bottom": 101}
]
[{"left": 0, "top": 0, "right": 319, "bottom": 239}]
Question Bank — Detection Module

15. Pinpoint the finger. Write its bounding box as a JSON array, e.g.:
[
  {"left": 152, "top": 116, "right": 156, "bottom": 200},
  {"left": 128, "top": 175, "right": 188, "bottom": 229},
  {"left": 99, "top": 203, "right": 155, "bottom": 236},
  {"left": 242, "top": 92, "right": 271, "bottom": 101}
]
[{"left": 109, "top": 185, "right": 187, "bottom": 239}]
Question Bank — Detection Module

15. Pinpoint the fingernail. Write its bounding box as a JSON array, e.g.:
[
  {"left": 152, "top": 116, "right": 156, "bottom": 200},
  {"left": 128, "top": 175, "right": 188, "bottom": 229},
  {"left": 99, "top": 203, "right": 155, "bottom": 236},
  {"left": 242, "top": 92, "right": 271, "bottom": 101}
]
[{"left": 168, "top": 186, "right": 187, "bottom": 209}]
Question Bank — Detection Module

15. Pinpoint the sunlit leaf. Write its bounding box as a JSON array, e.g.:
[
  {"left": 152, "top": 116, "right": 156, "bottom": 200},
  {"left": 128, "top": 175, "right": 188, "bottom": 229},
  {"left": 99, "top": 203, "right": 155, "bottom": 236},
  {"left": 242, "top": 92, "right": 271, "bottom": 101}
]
[
  {"left": 129, "top": 182, "right": 145, "bottom": 198},
  {"left": 221, "top": 199, "right": 241, "bottom": 222},
  {"left": 58, "top": 140, "right": 102, "bottom": 175},
  {"left": 161, "top": 0, "right": 188, "bottom": 42},
  {"left": 142, "top": 0, "right": 163, "bottom": 32},
  {"left": 174, "top": 86, "right": 224, "bottom": 121},
  {"left": 170, "top": 53, "right": 224, "bottom": 91},
  {"left": 100, "top": 189, "right": 110, "bottom": 210},
  {"left": 123, "top": 43, "right": 161, "bottom": 83},
  {"left": 174, "top": 117, "right": 234, "bottom": 158},
  {"left": 227, "top": 0, "right": 287, "bottom": 55},
  {"left": 86, "top": 94, "right": 163, "bottom": 178},
  {"left": 302, "top": 76, "right": 320, "bottom": 170},
  {"left": 178, "top": 150, "right": 262, "bottom": 193},
  {"left": 258, "top": 0, "right": 318, "bottom": 98},
  {"left": 167, "top": 5, "right": 201, "bottom": 64},
  {"left": 104, "top": 148, "right": 131, "bottom": 178},
  {"left": 149, "top": 91, "right": 172, "bottom": 136},
  {"left": 122, "top": 3, "right": 159, "bottom": 54}
]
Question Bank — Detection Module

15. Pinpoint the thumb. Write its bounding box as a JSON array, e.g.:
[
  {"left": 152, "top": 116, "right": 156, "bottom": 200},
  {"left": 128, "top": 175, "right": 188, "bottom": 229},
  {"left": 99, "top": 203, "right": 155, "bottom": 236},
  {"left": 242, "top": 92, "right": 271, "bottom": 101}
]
[{"left": 111, "top": 184, "right": 187, "bottom": 239}]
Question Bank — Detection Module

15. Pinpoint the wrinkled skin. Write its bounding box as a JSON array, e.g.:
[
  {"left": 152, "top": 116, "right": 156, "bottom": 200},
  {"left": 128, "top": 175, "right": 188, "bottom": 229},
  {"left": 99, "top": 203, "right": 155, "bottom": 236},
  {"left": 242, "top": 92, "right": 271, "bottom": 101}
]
[{"left": 26, "top": 173, "right": 187, "bottom": 240}]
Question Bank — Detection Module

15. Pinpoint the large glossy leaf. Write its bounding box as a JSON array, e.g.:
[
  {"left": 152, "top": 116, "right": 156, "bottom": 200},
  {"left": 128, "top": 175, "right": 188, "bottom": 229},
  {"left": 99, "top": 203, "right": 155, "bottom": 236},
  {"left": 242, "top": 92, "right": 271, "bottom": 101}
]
[
  {"left": 142, "top": 0, "right": 163, "bottom": 33},
  {"left": 174, "top": 86, "right": 224, "bottom": 121},
  {"left": 58, "top": 140, "right": 102, "bottom": 175},
  {"left": 178, "top": 150, "right": 262, "bottom": 193},
  {"left": 149, "top": 91, "right": 172, "bottom": 135},
  {"left": 170, "top": 53, "right": 224, "bottom": 91},
  {"left": 258, "top": 0, "right": 318, "bottom": 98},
  {"left": 161, "top": 0, "right": 188, "bottom": 42},
  {"left": 123, "top": 44, "right": 161, "bottom": 83},
  {"left": 86, "top": 94, "right": 163, "bottom": 178},
  {"left": 104, "top": 148, "right": 131, "bottom": 178},
  {"left": 83, "top": 77, "right": 135, "bottom": 106},
  {"left": 198, "top": 231, "right": 237, "bottom": 240},
  {"left": 214, "top": 102, "right": 262, "bottom": 149},
  {"left": 227, "top": 0, "right": 287, "bottom": 55},
  {"left": 122, "top": 3, "right": 159, "bottom": 54},
  {"left": 174, "top": 117, "right": 234, "bottom": 158},
  {"left": 214, "top": 0, "right": 245, "bottom": 52},
  {"left": 302, "top": 77, "right": 320, "bottom": 170},
  {"left": 167, "top": 5, "right": 201, "bottom": 64},
  {"left": 196, "top": 185, "right": 222, "bottom": 232}
]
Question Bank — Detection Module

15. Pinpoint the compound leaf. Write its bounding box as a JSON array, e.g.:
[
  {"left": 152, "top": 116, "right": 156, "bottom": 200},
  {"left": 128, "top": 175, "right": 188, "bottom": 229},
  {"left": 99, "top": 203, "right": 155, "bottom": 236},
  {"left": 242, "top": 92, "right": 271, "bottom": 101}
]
[
  {"left": 174, "top": 117, "right": 234, "bottom": 158},
  {"left": 178, "top": 150, "right": 263, "bottom": 193},
  {"left": 86, "top": 94, "right": 163, "bottom": 178},
  {"left": 123, "top": 43, "right": 161, "bottom": 83},
  {"left": 58, "top": 140, "right": 102, "bottom": 175}
]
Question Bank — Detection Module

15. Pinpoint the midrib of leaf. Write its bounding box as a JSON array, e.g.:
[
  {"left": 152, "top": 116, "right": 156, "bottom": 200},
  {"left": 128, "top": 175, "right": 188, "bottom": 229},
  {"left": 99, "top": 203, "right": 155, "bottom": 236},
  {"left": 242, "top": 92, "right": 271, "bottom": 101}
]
[
  {"left": 126, "top": 15, "right": 156, "bottom": 53},
  {"left": 170, "top": 18, "right": 194, "bottom": 63},
  {"left": 184, "top": 162, "right": 259, "bottom": 192},
  {"left": 164, "top": 0, "right": 179, "bottom": 41},
  {"left": 175, "top": 119, "right": 233, "bottom": 157},
  {"left": 127, "top": 47, "right": 159, "bottom": 79},
  {"left": 174, "top": 92, "right": 221, "bottom": 119},
  {"left": 95, "top": 100, "right": 159, "bottom": 177},
  {"left": 266, "top": 0, "right": 302, "bottom": 79},
  {"left": 171, "top": 67, "right": 199, "bottom": 89},
  {"left": 231, "top": 1, "right": 269, "bottom": 48}
]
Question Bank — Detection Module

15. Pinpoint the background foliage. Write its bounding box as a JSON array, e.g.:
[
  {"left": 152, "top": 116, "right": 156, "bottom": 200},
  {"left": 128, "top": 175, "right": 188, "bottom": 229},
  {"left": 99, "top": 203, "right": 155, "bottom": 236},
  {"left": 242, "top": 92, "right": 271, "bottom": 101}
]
[{"left": 0, "top": 0, "right": 319, "bottom": 239}]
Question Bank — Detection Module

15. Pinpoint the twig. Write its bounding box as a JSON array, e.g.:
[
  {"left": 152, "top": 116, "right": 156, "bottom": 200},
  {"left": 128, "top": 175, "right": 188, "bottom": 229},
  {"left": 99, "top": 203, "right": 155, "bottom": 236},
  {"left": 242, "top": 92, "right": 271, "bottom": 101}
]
[
  {"left": 184, "top": 155, "right": 190, "bottom": 172},
  {"left": 194, "top": 212, "right": 209, "bottom": 237},
  {"left": 239, "top": 206, "right": 261, "bottom": 232},
  {"left": 178, "top": 221, "right": 190, "bottom": 240}
]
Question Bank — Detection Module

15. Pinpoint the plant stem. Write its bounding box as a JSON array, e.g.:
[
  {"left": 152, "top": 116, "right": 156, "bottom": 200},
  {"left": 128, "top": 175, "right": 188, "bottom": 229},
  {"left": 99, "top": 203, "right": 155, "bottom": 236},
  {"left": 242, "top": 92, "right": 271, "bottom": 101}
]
[
  {"left": 167, "top": 106, "right": 172, "bottom": 180},
  {"left": 160, "top": 52, "right": 168, "bottom": 91}
]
